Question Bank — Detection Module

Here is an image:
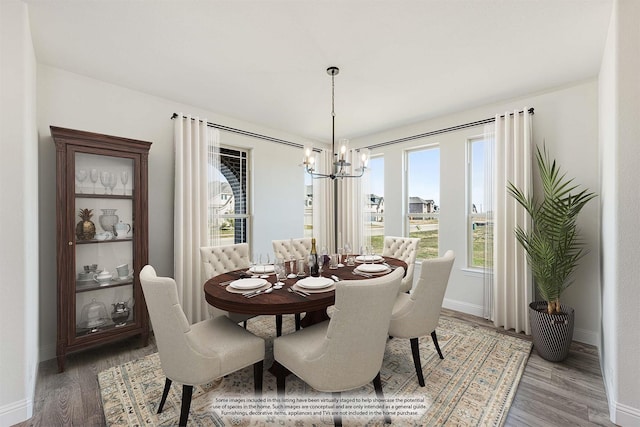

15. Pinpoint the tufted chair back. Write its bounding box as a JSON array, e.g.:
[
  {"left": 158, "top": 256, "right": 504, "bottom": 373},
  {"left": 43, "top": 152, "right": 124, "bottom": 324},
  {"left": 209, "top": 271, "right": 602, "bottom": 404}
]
[
  {"left": 200, "top": 243, "right": 250, "bottom": 278},
  {"left": 200, "top": 244, "right": 253, "bottom": 322},
  {"left": 382, "top": 236, "right": 420, "bottom": 293},
  {"left": 272, "top": 238, "right": 312, "bottom": 261}
]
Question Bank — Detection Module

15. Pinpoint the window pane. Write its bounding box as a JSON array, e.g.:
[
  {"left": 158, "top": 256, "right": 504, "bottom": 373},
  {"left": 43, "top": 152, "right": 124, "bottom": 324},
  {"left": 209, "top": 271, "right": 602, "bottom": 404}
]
[
  {"left": 469, "top": 138, "right": 492, "bottom": 268},
  {"left": 209, "top": 147, "right": 249, "bottom": 245},
  {"left": 365, "top": 156, "right": 384, "bottom": 254},
  {"left": 407, "top": 147, "right": 440, "bottom": 260}
]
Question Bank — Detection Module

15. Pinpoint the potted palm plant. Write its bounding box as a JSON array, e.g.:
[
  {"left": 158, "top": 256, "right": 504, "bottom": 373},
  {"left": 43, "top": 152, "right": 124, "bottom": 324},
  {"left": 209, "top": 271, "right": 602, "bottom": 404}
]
[{"left": 507, "top": 145, "right": 596, "bottom": 362}]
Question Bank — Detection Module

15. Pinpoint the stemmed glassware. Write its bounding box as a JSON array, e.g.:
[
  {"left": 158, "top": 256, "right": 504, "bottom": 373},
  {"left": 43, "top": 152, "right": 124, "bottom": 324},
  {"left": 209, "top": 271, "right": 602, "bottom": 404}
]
[
  {"left": 288, "top": 255, "right": 297, "bottom": 279},
  {"left": 121, "top": 171, "right": 129, "bottom": 195},
  {"left": 108, "top": 173, "right": 117, "bottom": 195},
  {"left": 100, "top": 171, "right": 110, "bottom": 194},
  {"left": 75, "top": 169, "right": 87, "bottom": 193},
  {"left": 90, "top": 169, "right": 98, "bottom": 194}
]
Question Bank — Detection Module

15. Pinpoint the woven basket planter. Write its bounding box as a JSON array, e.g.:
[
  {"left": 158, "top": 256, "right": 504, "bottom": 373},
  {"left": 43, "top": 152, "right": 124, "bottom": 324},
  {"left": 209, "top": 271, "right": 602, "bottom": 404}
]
[{"left": 528, "top": 301, "right": 575, "bottom": 362}]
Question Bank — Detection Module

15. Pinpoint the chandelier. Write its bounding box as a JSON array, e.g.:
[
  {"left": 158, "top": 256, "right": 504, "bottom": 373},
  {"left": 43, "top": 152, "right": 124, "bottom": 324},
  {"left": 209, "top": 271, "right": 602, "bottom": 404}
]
[{"left": 302, "top": 67, "right": 368, "bottom": 179}]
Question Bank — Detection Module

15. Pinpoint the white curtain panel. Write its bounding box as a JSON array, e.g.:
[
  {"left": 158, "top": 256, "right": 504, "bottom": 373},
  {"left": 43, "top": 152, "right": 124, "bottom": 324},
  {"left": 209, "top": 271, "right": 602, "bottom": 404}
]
[
  {"left": 337, "top": 148, "right": 369, "bottom": 253},
  {"left": 173, "top": 114, "right": 219, "bottom": 323},
  {"left": 492, "top": 109, "right": 533, "bottom": 335},
  {"left": 312, "top": 149, "right": 334, "bottom": 251},
  {"left": 483, "top": 124, "right": 495, "bottom": 320}
]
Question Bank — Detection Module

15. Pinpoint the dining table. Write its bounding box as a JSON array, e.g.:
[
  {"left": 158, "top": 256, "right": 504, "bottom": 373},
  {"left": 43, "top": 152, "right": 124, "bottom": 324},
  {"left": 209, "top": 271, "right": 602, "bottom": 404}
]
[{"left": 203, "top": 255, "right": 408, "bottom": 329}]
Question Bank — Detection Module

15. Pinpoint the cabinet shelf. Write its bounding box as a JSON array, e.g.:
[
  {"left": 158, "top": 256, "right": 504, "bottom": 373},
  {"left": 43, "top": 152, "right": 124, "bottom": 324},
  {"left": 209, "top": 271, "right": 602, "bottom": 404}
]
[
  {"left": 75, "top": 193, "right": 133, "bottom": 200},
  {"left": 76, "top": 319, "right": 136, "bottom": 337},
  {"left": 76, "top": 237, "right": 133, "bottom": 244},
  {"left": 76, "top": 278, "right": 133, "bottom": 293}
]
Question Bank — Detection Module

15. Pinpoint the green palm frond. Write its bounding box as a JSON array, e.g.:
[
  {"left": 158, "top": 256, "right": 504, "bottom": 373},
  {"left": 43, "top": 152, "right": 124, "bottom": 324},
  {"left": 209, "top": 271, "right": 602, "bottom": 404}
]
[{"left": 507, "top": 145, "right": 596, "bottom": 311}]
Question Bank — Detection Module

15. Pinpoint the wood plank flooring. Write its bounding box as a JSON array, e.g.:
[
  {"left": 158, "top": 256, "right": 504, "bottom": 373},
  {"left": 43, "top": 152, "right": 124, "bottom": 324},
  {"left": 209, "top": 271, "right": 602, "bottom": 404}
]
[{"left": 14, "top": 309, "right": 615, "bottom": 426}]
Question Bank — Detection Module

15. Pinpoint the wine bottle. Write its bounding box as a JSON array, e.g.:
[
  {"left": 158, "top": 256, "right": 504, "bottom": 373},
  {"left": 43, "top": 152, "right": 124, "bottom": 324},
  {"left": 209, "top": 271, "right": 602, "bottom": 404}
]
[{"left": 310, "top": 238, "right": 319, "bottom": 277}]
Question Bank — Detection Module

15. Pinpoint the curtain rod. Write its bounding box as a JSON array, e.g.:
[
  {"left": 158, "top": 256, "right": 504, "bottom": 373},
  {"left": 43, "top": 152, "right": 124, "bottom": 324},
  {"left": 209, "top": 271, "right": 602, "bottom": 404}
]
[
  {"left": 365, "top": 107, "right": 534, "bottom": 150},
  {"left": 171, "top": 113, "right": 320, "bottom": 151}
]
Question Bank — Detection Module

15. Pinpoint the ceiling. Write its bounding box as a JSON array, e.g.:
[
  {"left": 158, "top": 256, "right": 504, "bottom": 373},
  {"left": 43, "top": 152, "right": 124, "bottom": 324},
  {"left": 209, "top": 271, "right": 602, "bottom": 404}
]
[{"left": 25, "top": 0, "right": 613, "bottom": 143}]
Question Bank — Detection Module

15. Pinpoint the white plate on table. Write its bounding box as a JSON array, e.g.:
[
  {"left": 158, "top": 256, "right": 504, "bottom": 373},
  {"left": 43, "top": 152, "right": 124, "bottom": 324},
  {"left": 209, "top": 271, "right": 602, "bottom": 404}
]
[
  {"left": 355, "top": 255, "right": 384, "bottom": 263},
  {"left": 355, "top": 263, "right": 389, "bottom": 274},
  {"left": 296, "top": 277, "right": 334, "bottom": 290},
  {"left": 229, "top": 278, "right": 267, "bottom": 290},
  {"left": 249, "top": 265, "right": 275, "bottom": 274}
]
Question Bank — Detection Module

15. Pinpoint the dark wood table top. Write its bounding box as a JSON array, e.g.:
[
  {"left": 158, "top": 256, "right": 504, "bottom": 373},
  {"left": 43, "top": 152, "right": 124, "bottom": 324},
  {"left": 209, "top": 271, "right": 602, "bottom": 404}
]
[{"left": 203, "top": 256, "right": 407, "bottom": 316}]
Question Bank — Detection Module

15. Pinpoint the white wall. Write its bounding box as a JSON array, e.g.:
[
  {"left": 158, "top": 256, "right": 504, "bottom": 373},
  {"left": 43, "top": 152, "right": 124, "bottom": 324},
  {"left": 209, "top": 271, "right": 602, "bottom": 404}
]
[
  {"left": 0, "top": 1, "right": 39, "bottom": 425},
  {"left": 599, "top": 0, "right": 640, "bottom": 424},
  {"left": 36, "top": 65, "right": 311, "bottom": 362},
  {"left": 351, "top": 80, "right": 601, "bottom": 345}
]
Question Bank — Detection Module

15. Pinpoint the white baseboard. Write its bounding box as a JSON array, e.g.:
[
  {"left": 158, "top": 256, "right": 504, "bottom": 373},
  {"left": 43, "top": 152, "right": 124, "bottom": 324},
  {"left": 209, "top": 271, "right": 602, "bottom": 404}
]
[
  {"left": 573, "top": 327, "right": 600, "bottom": 347},
  {"left": 0, "top": 398, "right": 33, "bottom": 427},
  {"left": 442, "top": 298, "right": 484, "bottom": 318},
  {"left": 613, "top": 401, "right": 640, "bottom": 426},
  {"left": 442, "top": 299, "right": 600, "bottom": 347}
]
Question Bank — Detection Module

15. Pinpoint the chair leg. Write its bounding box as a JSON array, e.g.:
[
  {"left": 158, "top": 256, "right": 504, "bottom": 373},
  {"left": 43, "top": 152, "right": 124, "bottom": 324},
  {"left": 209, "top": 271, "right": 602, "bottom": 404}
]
[
  {"left": 295, "top": 313, "right": 301, "bottom": 330},
  {"left": 274, "top": 361, "right": 287, "bottom": 398},
  {"left": 373, "top": 372, "right": 391, "bottom": 424},
  {"left": 253, "top": 361, "right": 263, "bottom": 396},
  {"left": 276, "top": 315, "right": 283, "bottom": 336},
  {"left": 157, "top": 377, "right": 172, "bottom": 414},
  {"left": 410, "top": 337, "right": 425, "bottom": 387},
  {"left": 332, "top": 391, "right": 342, "bottom": 427},
  {"left": 179, "top": 384, "right": 193, "bottom": 427},
  {"left": 431, "top": 330, "right": 444, "bottom": 359}
]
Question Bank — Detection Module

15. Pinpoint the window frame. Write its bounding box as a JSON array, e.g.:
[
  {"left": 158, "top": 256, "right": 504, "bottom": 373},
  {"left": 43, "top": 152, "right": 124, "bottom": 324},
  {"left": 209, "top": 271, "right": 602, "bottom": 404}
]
[
  {"left": 466, "top": 135, "right": 491, "bottom": 270},
  {"left": 208, "top": 144, "right": 252, "bottom": 246}
]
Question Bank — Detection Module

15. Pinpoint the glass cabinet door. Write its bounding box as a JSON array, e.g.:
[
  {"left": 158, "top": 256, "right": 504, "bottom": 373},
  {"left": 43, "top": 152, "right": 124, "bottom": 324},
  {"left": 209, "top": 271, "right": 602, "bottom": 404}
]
[{"left": 73, "top": 152, "right": 136, "bottom": 337}]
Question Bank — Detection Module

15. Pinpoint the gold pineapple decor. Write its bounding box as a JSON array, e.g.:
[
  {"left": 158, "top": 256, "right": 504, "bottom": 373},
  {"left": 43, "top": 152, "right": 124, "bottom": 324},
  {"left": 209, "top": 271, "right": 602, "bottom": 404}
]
[{"left": 76, "top": 208, "right": 96, "bottom": 240}]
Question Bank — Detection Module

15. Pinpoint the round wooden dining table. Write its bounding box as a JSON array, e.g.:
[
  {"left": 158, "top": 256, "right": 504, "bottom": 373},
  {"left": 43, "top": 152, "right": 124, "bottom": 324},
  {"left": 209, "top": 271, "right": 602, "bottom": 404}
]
[{"left": 203, "top": 256, "right": 407, "bottom": 328}]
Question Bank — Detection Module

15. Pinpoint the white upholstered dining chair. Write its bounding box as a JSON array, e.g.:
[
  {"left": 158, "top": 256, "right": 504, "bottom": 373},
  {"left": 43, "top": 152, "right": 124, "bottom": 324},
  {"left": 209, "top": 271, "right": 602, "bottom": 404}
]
[
  {"left": 271, "top": 238, "right": 311, "bottom": 333},
  {"left": 140, "top": 265, "right": 265, "bottom": 427},
  {"left": 273, "top": 266, "right": 404, "bottom": 426},
  {"left": 387, "top": 250, "right": 455, "bottom": 386},
  {"left": 381, "top": 236, "right": 420, "bottom": 293},
  {"left": 200, "top": 244, "right": 255, "bottom": 326},
  {"left": 272, "top": 237, "right": 312, "bottom": 261}
]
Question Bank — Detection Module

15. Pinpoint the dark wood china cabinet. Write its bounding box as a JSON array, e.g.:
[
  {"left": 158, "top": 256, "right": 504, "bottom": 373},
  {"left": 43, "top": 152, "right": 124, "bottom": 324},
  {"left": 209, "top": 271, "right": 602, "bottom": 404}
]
[{"left": 51, "top": 126, "right": 151, "bottom": 372}]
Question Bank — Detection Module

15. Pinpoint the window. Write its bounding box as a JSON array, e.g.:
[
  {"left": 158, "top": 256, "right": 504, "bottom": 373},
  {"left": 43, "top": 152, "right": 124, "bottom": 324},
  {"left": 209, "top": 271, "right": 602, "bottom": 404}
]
[
  {"left": 304, "top": 171, "right": 313, "bottom": 238},
  {"left": 468, "top": 137, "right": 492, "bottom": 268},
  {"left": 407, "top": 146, "right": 440, "bottom": 260},
  {"left": 365, "top": 156, "right": 384, "bottom": 253},
  {"left": 208, "top": 146, "right": 250, "bottom": 245}
]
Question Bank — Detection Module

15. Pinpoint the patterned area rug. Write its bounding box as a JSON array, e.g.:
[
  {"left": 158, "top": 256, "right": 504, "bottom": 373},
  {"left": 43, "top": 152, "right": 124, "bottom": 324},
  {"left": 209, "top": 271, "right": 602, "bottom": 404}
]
[{"left": 99, "top": 315, "right": 531, "bottom": 426}]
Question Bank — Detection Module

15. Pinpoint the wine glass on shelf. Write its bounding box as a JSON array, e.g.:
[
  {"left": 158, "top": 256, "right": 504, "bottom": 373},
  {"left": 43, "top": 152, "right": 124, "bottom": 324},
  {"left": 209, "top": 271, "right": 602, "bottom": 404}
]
[
  {"left": 89, "top": 169, "right": 98, "bottom": 194},
  {"left": 75, "top": 169, "right": 87, "bottom": 194},
  {"left": 121, "top": 171, "right": 129, "bottom": 195},
  {"left": 108, "top": 173, "right": 117, "bottom": 195},
  {"left": 100, "top": 171, "right": 110, "bottom": 194}
]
